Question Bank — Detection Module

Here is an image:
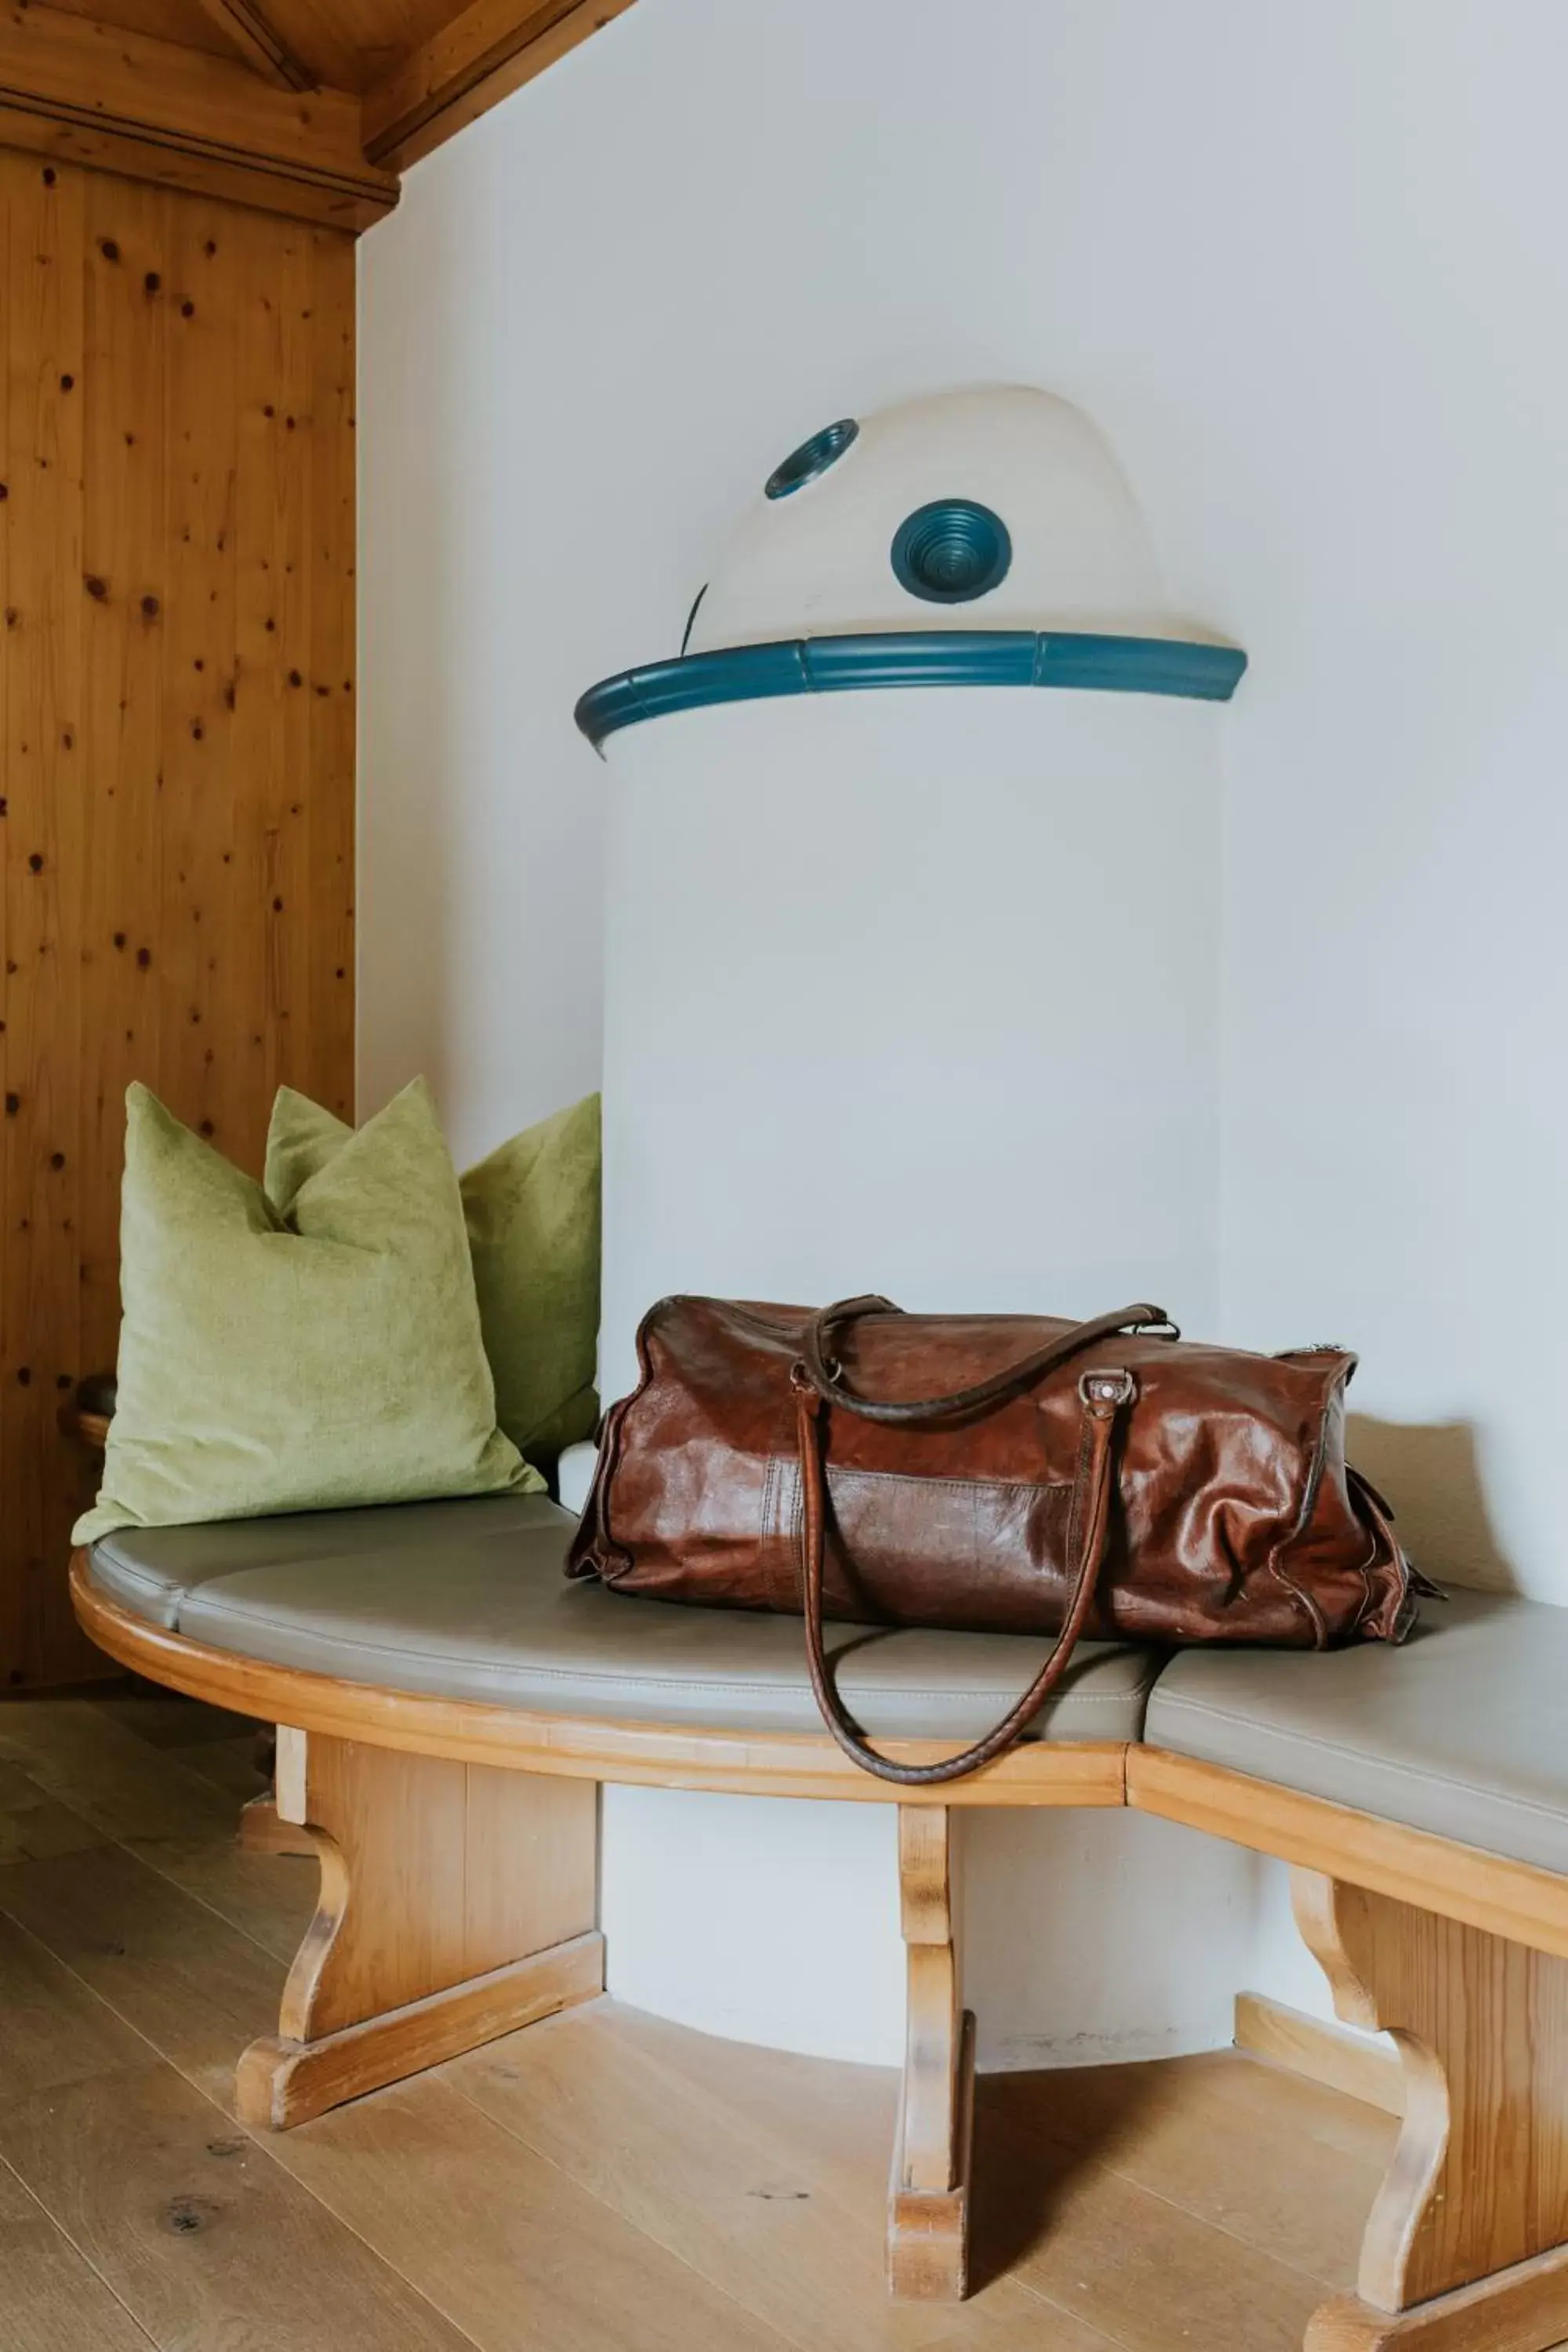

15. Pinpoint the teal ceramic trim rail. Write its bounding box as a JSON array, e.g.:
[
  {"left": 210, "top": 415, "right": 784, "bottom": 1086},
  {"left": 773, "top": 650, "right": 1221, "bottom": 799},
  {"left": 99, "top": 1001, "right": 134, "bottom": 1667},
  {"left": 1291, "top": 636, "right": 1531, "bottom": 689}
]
[{"left": 575, "top": 631, "right": 1247, "bottom": 750}]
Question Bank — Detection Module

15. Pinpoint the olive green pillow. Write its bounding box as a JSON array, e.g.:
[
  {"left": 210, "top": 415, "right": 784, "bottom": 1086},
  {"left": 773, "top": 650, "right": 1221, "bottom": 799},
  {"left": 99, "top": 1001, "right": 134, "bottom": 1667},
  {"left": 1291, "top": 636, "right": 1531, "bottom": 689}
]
[
  {"left": 74, "top": 1079, "right": 538, "bottom": 1544},
  {"left": 267, "top": 1086, "right": 601, "bottom": 1474},
  {"left": 461, "top": 1094, "right": 601, "bottom": 1468}
]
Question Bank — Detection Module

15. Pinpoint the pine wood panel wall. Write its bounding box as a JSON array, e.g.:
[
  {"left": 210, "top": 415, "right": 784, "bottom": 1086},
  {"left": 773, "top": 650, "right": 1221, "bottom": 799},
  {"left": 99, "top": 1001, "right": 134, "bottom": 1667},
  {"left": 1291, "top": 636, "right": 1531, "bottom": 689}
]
[{"left": 0, "top": 148, "right": 355, "bottom": 1687}]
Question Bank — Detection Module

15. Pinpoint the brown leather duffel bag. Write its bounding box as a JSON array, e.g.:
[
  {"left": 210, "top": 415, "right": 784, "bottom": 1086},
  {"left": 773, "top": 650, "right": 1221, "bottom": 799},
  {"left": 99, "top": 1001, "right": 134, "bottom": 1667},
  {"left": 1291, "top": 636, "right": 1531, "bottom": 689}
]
[{"left": 568, "top": 1296, "right": 1420, "bottom": 1785}]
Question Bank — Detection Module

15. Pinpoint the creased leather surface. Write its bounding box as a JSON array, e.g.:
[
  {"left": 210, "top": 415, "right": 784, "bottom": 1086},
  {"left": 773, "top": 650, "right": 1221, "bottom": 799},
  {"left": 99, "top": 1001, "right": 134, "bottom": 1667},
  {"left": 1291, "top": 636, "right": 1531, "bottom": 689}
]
[
  {"left": 571, "top": 1298, "right": 1414, "bottom": 1650},
  {"left": 88, "top": 1501, "right": 1160, "bottom": 1738}
]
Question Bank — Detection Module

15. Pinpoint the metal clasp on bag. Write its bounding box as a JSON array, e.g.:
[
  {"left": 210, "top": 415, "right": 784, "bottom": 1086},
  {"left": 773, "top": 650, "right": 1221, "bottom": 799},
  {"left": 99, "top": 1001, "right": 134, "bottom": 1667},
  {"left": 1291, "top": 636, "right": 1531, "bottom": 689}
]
[{"left": 1079, "top": 1367, "right": 1137, "bottom": 1411}]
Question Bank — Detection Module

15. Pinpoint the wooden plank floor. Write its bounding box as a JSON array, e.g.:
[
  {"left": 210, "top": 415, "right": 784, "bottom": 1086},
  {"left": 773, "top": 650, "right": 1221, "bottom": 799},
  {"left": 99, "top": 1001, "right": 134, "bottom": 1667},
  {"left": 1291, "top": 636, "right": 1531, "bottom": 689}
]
[{"left": 0, "top": 1685, "right": 1406, "bottom": 2352}]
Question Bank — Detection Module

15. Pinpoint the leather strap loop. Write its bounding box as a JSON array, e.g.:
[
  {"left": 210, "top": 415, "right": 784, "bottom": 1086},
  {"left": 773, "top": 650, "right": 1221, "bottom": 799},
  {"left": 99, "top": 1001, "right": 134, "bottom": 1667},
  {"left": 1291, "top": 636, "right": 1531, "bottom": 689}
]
[
  {"left": 795, "top": 1370, "right": 1134, "bottom": 1786},
  {"left": 794, "top": 1297, "right": 1171, "bottom": 1426}
]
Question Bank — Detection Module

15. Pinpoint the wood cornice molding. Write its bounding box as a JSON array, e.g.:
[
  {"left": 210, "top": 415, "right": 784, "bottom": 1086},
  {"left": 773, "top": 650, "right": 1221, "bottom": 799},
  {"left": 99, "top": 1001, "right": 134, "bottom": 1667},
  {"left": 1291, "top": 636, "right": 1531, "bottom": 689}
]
[
  {"left": 361, "top": 0, "right": 634, "bottom": 173},
  {"left": 0, "top": 0, "right": 636, "bottom": 223},
  {"left": 0, "top": 2, "right": 395, "bottom": 230},
  {"left": 189, "top": 0, "right": 314, "bottom": 92}
]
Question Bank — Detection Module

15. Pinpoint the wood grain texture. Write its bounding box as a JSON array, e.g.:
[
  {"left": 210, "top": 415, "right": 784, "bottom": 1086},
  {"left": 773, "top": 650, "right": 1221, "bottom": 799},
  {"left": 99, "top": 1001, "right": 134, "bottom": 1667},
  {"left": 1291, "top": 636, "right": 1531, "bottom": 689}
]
[
  {"left": 40, "top": 0, "right": 243, "bottom": 66},
  {"left": 239, "top": 1931, "right": 605, "bottom": 2127},
  {"left": 0, "top": 1901, "right": 151, "bottom": 2093},
  {"left": 1127, "top": 1748, "right": 1568, "bottom": 1964},
  {"left": 267, "top": 0, "right": 498, "bottom": 95},
  {"left": 455, "top": 1999, "right": 1323, "bottom": 2350},
  {"left": 0, "top": 1754, "right": 106, "bottom": 1860},
  {"left": 890, "top": 1804, "right": 972, "bottom": 2300},
  {"left": 0, "top": 1831, "right": 287, "bottom": 2100},
  {"left": 237, "top": 1728, "right": 601, "bottom": 2125},
  {"left": 1306, "top": 2241, "right": 1568, "bottom": 2351},
  {"left": 257, "top": 2070, "right": 807, "bottom": 2352},
  {"left": 361, "top": 0, "right": 636, "bottom": 171},
  {"left": 452, "top": 1999, "right": 1051, "bottom": 2351},
  {"left": 0, "top": 2151, "right": 160, "bottom": 2350},
  {"left": 0, "top": 3, "right": 395, "bottom": 228},
  {"left": 11, "top": 0, "right": 613, "bottom": 100},
  {"left": 127, "top": 1817, "right": 317, "bottom": 1957},
  {"left": 0, "top": 1686, "right": 1420, "bottom": 2352},
  {"left": 1235, "top": 1991, "right": 1406, "bottom": 2118},
  {"left": 2, "top": 162, "right": 356, "bottom": 1687},
  {"left": 0, "top": 2056, "right": 478, "bottom": 2350},
  {"left": 985, "top": 2043, "right": 1390, "bottom": 2292},
  {"left": 1294, "top": 1870, "right": 1568, "bottom": 2312},
  {"left": 74, "top": 1561, "right": 1134, "bottom": 1802},
  {"left": 188, "top": 0, "right": 314, "bottom": 89},
  {"left": 273, "top": 1729, "right": 597, "bottom": 2039},
  {"left": 0, "top": 1761, "right": 787, "bottom": 2351},
  {"left": 0, "top": 1693, "right": 243, "bottom": 1840}
]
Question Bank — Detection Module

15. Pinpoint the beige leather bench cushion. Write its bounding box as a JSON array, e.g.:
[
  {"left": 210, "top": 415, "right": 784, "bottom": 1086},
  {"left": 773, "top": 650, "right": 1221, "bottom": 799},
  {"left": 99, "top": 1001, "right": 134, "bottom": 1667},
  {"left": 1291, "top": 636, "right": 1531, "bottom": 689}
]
[
  {"left": 1147, "top": 1586, "right": 1568, "bottom": 1874},
  {"left": 88, "top": 1494, "right": 557, "bottom": 1626},
  {"left": 89, "top": 1494, "right": 1160, "bottom": 1742}
]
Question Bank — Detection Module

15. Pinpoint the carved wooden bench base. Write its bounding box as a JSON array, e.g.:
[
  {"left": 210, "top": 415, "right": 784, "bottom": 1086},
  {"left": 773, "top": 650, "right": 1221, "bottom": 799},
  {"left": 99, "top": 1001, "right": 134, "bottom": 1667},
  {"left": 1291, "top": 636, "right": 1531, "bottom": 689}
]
[
  {"left": 1296, "top": 1869, "right": 1568, "bottom": 2352},
  {"left": 1307, "top": 2241, "right": 1568, "bottom": 2350},
  {"left": 73, "top": 1575, "right": 1568, "bottom": 2340},
  {"left": 238, "top": 1746, "right": 1568, "bottom": 2345},
  {"left": 883, "top": 1847, "right": 1568, "bottom": 2333},
  {"left": 237, "top": 1727, "right": 603, "bottom": 2130},
  {"left": 238, "top": 1934, "right": 605, "bottom": 2129}
]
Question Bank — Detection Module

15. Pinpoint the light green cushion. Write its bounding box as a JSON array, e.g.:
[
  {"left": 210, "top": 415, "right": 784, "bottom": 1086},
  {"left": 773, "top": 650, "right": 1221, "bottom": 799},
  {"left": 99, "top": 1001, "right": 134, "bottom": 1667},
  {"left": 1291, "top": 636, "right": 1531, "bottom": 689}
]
[
  {"left": 74, "top": 1080, "right": 539, "bottom": 1544},
  {"left": 268, "top": 1087, "right": 601, "bottom": 1474},
  {"left": 461, "top": 1095, "right": 601, "bottom": 1468}
]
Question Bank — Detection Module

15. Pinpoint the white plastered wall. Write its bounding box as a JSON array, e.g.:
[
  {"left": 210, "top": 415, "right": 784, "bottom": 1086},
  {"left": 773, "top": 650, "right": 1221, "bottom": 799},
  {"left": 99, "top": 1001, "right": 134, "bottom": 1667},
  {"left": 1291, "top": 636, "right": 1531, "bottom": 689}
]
[{"left": 359, "top": 0, "right": 1568, "bottom": 2061}]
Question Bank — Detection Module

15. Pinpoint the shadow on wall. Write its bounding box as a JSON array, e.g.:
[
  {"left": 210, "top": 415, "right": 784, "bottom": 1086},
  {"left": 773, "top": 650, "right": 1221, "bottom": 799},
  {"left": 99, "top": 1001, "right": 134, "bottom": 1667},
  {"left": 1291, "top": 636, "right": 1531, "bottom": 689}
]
[
  {"left": 1348, "top": 1414, "right": 1514, "bottom": 1594},
  {"left": 963, "top": 1807, "right": 1267, "bottom": 2071}
]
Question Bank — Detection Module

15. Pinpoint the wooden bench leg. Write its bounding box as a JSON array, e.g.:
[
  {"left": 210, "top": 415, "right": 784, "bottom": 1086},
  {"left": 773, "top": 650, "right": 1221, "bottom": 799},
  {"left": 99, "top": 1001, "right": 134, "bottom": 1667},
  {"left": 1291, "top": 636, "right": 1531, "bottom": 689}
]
[
  {"left": 235, "top": 1727, "right": 603, "bottom": 2130},
  {"left": 237, "top": 1724, "right": 315, "bottom": 1857},
  {"left": 1294, "top": 1867, "right": 1568, "bottom": 2350},
  {"left": 888, "top": 1804, "right": 974, "bottom": 2301}
]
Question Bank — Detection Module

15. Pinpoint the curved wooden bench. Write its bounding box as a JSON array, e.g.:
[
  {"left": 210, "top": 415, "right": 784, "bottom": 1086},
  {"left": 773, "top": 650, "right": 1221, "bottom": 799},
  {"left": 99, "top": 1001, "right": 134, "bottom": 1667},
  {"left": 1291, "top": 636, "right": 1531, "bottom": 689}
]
[{"left": 70, "top": 1500, "right": 1568, "bottom": 2352}]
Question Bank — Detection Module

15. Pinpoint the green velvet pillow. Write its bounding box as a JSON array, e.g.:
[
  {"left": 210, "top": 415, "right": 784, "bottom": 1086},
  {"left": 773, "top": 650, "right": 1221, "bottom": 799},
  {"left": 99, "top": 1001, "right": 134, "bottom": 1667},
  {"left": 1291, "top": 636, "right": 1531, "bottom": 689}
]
[
  {"left": 74, "top": 1079, "right": 539, "bottom": 1544},
  {"left": 267, "top": 1087, "right": 601, "bottom": 1475}
]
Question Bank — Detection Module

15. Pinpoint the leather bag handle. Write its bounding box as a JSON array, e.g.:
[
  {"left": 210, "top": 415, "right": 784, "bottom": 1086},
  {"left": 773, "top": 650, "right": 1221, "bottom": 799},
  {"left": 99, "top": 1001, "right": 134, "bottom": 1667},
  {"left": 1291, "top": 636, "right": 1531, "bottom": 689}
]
[
  {"left": 795, "top": 1296, "right": 1173, "bottom": 1425},
  {"left": 792, "top": 1363, "right": 1136, "bottom": 1787}
]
